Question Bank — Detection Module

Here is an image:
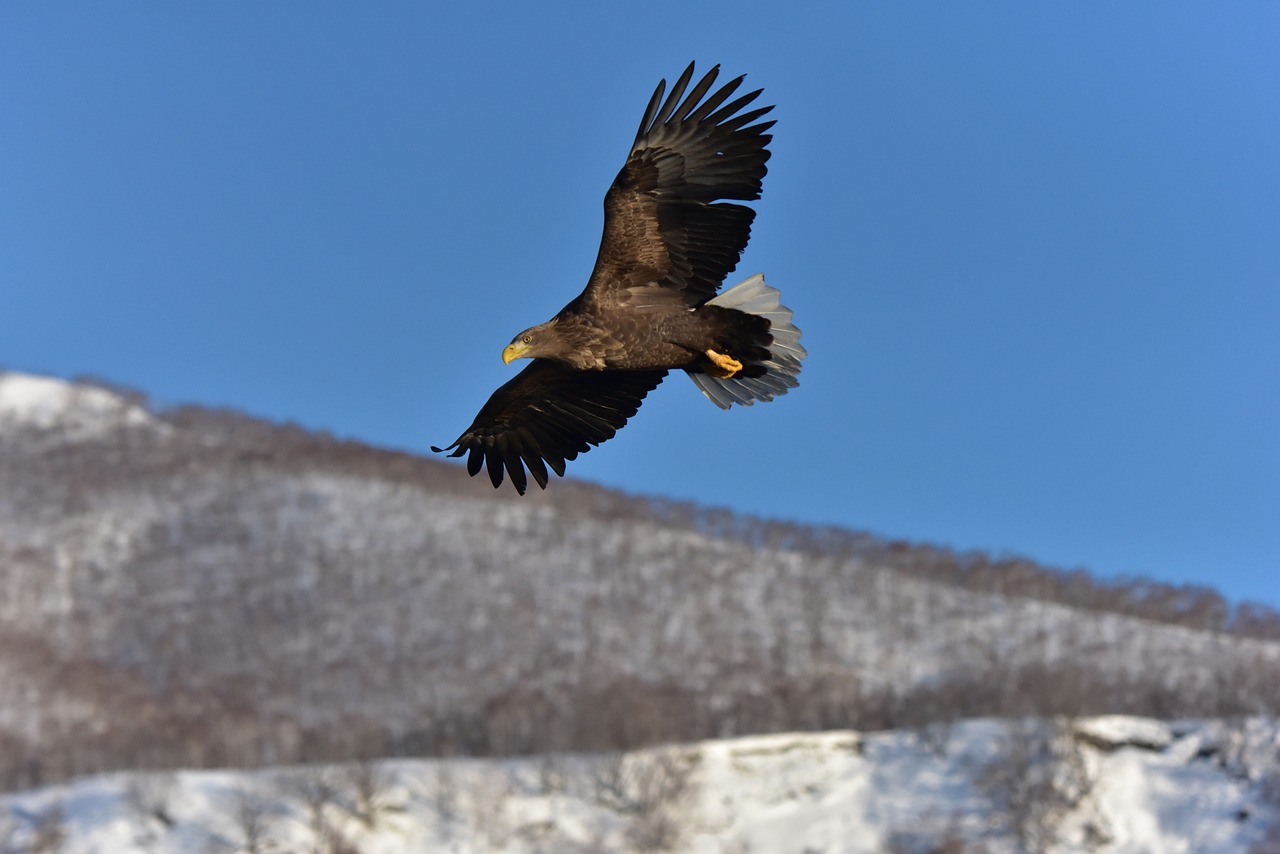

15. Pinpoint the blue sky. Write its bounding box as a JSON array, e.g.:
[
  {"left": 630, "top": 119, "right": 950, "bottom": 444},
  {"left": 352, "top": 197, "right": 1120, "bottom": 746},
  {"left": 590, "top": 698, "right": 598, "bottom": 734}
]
[{"left": 3, "top": 4, "right": 1277, "bottom": 607}]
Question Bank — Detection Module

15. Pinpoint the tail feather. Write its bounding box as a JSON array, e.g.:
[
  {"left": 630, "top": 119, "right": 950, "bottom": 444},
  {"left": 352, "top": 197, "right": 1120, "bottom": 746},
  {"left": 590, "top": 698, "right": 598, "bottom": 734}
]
[{"left": 688, "top": 273, "right": 806, "bottom": 409}]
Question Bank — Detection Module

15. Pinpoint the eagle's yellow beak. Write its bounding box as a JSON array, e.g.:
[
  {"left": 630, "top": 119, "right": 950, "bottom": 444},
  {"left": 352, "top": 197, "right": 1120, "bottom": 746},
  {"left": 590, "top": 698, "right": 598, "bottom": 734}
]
[{"left": 502, "top": 341, "right": 529, "bottom": 365}]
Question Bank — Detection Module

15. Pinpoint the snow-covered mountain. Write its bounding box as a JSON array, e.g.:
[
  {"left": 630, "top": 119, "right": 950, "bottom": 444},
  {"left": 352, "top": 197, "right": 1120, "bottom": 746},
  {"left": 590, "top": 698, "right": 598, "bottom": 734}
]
[
  {"left": 2, "top": 717, "right": 1278, "bottom": 853},
  {"left": 2, "top": 371, "right": 1279, "bottom": 851}
]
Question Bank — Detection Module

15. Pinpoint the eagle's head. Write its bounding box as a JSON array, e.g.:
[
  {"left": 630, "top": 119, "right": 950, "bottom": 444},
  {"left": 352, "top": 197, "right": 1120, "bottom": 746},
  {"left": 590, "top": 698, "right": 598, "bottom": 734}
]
[{"left": 502, "top": 320, "right": 564, "bottom": 365}]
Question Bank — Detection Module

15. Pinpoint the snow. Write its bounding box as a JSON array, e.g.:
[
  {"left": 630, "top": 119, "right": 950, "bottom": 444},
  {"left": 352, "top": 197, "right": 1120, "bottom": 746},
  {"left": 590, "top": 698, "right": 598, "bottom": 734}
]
[
  {"left": 3, "top": 717, "right": 1276, "bottom": 853},
  {"left": 1074, "top": 717, "right": 1175, "bottom": 752},
  {"left": 0, "top": 371, "right": 163, "bottom": 439}
]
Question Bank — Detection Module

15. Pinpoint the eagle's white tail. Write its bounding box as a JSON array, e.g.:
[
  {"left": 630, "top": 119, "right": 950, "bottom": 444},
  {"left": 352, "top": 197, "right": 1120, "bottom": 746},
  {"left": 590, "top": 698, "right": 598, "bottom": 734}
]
[{"left": 687, "top": 273, "right": 806, "bottom": 409}]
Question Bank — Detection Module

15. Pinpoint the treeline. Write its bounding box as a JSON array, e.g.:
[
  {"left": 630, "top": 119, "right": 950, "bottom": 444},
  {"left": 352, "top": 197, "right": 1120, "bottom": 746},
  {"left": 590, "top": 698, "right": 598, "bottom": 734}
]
[
  {"left": 3, "top": 635, "right": 1277, "bottom": 794},
  {"left": 558, "top": 489, "right": 1280, "bottom": 642}
]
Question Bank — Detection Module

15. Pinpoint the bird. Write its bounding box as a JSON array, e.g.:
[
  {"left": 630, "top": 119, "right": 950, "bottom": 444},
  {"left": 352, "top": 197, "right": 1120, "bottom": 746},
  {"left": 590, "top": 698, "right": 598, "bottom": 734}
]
[{"left": 432, "top": 62, "right": 805, "bottom": 494}]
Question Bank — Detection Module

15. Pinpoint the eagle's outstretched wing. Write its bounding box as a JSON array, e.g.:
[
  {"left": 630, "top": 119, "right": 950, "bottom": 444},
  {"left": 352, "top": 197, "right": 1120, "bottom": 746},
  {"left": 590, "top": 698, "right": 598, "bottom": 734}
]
[
  {"left": 432, "top": 361, "right": 668, "bottom": 494},
  {"left": 578, "top": 62, "right": 775, "bottom": 310}
]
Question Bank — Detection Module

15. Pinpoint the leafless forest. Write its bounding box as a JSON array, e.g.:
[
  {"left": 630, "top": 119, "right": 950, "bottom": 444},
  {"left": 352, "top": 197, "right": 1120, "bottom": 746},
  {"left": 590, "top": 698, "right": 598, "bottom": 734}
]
[{"left": 2, "top": 377, "right": 1278, "bottom": 793}]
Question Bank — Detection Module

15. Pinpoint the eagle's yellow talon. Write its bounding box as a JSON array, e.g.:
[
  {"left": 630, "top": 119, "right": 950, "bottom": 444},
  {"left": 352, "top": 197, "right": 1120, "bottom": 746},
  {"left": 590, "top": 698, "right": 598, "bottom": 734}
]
[{"left": 705, "top": 349, "right": 743, "bottom": 378}]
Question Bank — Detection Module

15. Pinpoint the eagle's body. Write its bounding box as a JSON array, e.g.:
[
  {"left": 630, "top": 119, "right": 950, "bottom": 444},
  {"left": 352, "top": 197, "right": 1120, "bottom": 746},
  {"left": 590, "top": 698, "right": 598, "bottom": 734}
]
[
  {"left": 513, "top": 300, "right": 771, "bottom": 372},
  {"left": 433, "top": 63, "right": 805, "bottom": 493}
]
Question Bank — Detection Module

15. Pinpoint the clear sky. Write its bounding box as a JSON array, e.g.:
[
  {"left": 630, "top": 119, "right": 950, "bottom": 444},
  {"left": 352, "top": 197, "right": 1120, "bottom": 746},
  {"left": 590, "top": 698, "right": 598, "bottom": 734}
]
[{"left": 3, "top": 4, "right": 1277, "bottom": 607}]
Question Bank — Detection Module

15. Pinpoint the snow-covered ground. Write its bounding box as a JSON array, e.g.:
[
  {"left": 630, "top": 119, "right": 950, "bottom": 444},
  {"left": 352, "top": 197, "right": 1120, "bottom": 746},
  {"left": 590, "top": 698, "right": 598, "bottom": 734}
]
[{"left": 3, "top": 717, "right": 1277, "bottom": 853}]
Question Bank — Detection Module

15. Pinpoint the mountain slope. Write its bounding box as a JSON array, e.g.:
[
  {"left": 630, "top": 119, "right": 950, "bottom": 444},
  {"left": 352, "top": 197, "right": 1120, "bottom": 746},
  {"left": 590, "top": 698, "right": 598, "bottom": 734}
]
[{"left": 1, "top": 371, "right": 1278, "bottom": 794}]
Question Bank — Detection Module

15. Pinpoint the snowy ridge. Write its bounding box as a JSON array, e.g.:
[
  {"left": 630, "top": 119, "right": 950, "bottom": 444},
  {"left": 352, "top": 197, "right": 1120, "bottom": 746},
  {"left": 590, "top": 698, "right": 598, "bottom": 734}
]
[
  {"left": 0, "top": 371, "right": 165, "bottom": 439},
  {"left": 2, "top": 717, "right": 1277, "bottom": 853}
]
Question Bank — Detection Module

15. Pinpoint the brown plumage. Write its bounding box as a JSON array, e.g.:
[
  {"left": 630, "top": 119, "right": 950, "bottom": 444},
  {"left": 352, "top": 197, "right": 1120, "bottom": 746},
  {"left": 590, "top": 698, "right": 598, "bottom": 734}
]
[{"left": 432, "top": 62, "right": 806, "bottom": 494}]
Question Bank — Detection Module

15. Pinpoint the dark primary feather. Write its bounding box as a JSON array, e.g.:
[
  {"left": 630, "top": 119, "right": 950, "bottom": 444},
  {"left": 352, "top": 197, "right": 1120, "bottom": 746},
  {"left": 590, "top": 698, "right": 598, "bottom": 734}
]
[{"left": 431, "top": 361, "right": 667, "bottom": 495}]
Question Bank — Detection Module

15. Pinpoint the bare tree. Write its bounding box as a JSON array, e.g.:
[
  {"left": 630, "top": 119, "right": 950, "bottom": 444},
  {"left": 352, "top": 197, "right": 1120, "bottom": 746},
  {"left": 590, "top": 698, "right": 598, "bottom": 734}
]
[
  {"left": 589, "top": 747, "right": 702, "bottom": 852},
  {"left": 978, "top": 719, "right": 1093, "bottom": 854},
  {"left": 230, "top": 784, "right": 274, "bottom": 854},
  {"left": 338, "top": 759, "right": 391, "bottom": 829},
  {"left": 281, "top": 767, "right": 343, "bottom": 853},
  {"left": 122, "top": 771, "right": 177, "bottom": 849}
]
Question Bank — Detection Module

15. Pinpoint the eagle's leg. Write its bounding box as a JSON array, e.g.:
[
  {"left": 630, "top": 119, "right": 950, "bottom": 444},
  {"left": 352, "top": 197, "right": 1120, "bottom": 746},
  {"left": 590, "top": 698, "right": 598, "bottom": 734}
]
[{"left": 704, "top": 349, "right": 743, "bottom": 379}]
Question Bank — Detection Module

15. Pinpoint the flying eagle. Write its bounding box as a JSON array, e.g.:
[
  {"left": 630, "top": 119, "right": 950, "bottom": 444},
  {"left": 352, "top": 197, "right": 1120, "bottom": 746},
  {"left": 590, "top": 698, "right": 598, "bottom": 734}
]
[{"left": 433, "top": 62, "right": 805, "bottom": 494}]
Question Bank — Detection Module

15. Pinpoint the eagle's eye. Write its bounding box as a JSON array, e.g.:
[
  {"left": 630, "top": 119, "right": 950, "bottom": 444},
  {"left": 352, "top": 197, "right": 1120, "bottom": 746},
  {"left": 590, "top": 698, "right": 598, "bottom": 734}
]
[{"left": 522, "top": 335, "right": 532, "bottom": 344}]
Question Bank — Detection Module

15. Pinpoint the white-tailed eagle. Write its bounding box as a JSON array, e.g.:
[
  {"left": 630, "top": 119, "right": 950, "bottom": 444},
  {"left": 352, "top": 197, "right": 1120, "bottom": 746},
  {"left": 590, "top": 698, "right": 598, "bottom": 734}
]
[{"left": 433, "top": 63, "right": 805, "bottom": 493}]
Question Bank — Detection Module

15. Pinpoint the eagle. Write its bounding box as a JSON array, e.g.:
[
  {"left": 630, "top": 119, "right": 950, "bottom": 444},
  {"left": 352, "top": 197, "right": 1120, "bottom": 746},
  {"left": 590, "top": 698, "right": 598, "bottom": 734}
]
[{"left": 433, "top": 62, "right": 805, "bottom": 494}]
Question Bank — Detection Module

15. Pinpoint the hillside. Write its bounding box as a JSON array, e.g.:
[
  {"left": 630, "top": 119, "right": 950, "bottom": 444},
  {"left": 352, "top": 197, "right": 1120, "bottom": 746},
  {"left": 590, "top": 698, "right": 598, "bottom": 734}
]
[{"left": 1, "top": 370, "right": 1278, "bottom": 796}]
